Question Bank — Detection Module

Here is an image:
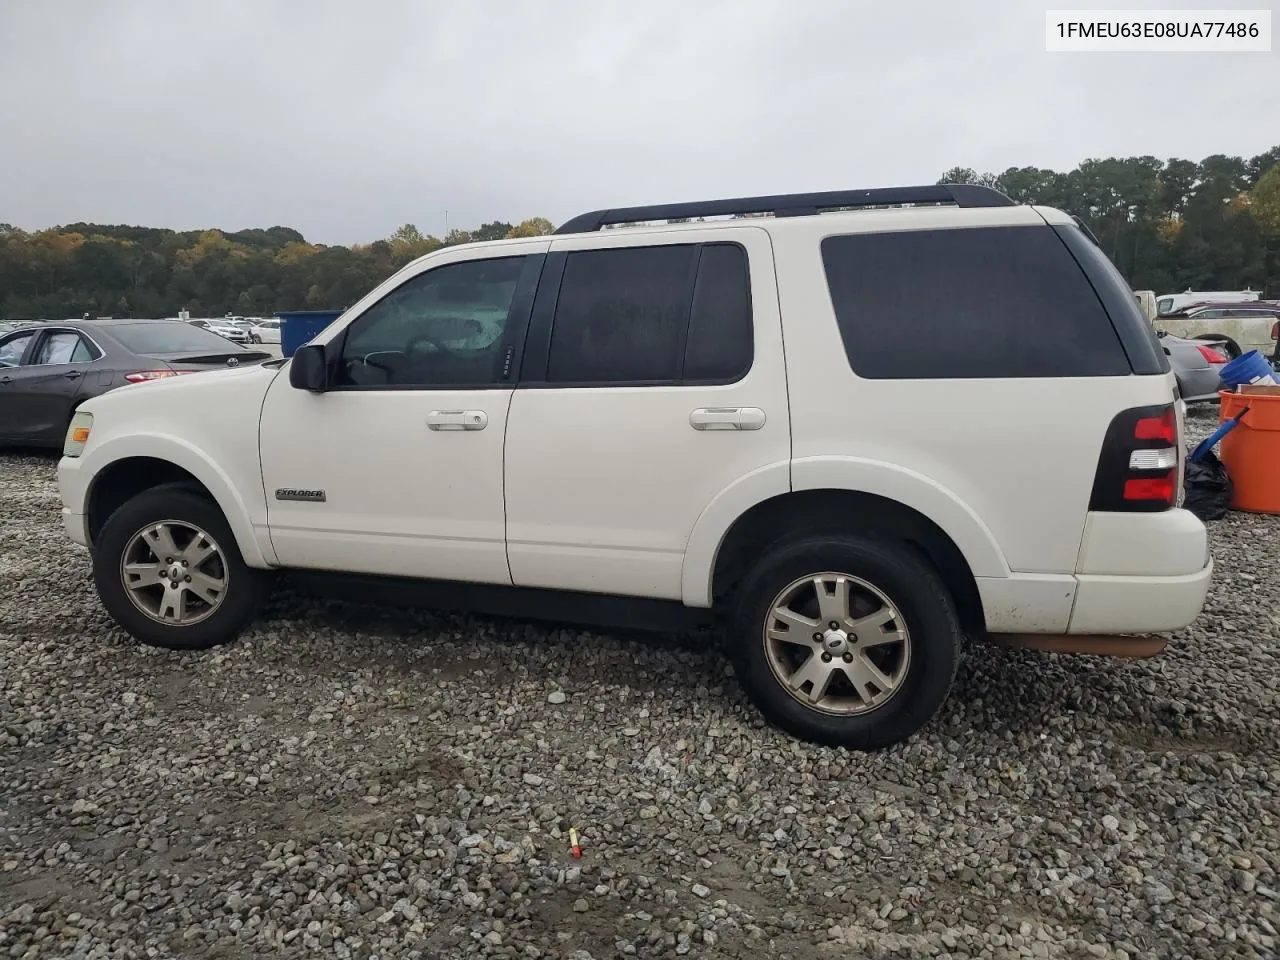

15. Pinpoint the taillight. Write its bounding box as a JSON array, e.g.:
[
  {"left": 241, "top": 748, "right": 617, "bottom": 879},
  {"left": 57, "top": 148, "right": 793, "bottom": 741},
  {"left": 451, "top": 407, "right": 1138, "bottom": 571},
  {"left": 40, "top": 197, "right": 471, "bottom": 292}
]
[
  {"left": 1196, "top": 344, "right": 1228, "bottom": 365},
  {"left": 1272, "top": 321, "right": 1278, "bottom": 341},
  {"left": 124, "top": 370, "right": 188, "bottom": 384},
  {"left": 1089, "top": 404, "right": 1180, "bottom": 512}
]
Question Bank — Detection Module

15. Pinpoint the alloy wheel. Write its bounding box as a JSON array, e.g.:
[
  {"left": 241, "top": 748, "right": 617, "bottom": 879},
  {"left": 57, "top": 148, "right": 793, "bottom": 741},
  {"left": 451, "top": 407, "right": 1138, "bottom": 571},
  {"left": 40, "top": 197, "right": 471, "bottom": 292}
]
[
  {"left": 119, "top": 520, "right": 229, "bottom": 625},
  {"left": 762, "top": 572, "right": 911, "bottom": 716}
]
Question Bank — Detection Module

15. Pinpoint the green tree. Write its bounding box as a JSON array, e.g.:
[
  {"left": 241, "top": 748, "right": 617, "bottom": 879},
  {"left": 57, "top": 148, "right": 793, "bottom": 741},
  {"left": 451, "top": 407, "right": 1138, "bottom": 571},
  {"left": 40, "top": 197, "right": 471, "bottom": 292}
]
[
  {"left": 472, "top": 221, "right": 514, "bottom": 242},
  {"left": 1251, "top": 164, "right": 1280, "bottom": 234},
  {"left": 506, "top": 217, "right": 555, "bottom": 238}
]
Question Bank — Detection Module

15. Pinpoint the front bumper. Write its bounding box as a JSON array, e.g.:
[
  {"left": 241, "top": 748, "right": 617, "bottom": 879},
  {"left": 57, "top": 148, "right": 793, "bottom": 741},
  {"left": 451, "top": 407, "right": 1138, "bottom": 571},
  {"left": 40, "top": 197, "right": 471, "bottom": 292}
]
[
  {"left": 57, "top": 455, "right": 90, "bottom": 547},
  {"left": 62, "top": 507, "right": 89, "bottom": 547}
]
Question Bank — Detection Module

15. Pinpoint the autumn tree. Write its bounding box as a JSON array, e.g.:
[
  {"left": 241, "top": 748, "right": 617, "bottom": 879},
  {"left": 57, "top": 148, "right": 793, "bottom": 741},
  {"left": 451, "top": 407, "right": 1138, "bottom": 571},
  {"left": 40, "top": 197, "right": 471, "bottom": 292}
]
[{"left": 506, "top": 217, "right": 555, "bottom": 238}]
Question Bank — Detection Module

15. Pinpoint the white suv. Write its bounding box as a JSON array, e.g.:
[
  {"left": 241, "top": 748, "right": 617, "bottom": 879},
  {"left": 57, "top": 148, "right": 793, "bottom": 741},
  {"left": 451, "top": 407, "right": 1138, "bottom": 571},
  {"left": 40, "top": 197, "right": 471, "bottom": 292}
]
[{"left": 56, "top": 184, "right": 1213, "bottom": 750}]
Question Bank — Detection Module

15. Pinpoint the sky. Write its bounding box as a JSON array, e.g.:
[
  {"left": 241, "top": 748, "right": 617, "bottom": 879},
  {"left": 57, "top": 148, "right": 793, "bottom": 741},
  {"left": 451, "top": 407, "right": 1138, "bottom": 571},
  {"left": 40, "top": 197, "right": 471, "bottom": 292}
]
[{"left": 0, "top": 0, "right": 1276, "bottom": 246}]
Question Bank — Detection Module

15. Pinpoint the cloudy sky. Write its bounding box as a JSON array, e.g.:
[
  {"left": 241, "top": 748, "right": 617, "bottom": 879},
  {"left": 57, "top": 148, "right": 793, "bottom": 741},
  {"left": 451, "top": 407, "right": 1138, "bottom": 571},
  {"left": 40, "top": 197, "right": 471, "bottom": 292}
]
[{"left": 1, "top": 0, "right": 1275, "bottom": 245}]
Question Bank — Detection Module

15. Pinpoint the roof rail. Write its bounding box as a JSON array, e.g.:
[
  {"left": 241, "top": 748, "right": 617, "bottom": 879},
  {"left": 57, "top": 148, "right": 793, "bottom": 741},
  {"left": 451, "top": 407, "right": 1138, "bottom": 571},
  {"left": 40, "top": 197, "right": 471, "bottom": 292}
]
[{"left": 553, "top": 183, "right": 1015, "bottom": 234}]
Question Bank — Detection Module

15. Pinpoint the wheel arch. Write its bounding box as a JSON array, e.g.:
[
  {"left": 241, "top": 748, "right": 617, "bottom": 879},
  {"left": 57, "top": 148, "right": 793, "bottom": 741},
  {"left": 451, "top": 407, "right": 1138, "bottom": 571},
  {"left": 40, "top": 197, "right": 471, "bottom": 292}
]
[
  {"left": 82, "top": 438, "right": 273, "bottom": 567},
  {"left": 706, "top": 489, "right": 989, "bottom": 636},
  {"left": 683, "top": 458, "right": 1011, "bottom": 636}
]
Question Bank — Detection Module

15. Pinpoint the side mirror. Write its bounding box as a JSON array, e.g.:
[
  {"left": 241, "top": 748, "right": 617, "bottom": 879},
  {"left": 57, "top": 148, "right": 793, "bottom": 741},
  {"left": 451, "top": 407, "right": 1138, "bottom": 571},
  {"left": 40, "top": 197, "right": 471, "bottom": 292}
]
[{"left": 289, "top": 343, "right": 329, "bottom": 392}]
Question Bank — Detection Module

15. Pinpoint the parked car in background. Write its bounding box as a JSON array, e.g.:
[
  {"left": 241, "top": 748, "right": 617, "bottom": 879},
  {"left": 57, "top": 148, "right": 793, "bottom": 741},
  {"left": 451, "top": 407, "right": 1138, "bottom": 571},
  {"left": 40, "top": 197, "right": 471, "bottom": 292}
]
[
  {"left": 247, "top": 318, "right": 281, "bottom": 344},
  {"left": 187, "top": 317, "right": 250, "bottom": 345},
  {"left": 1156, "top": 331, "right": 1229, "bottom": 403},
  {"left": 1156, "top": 289, "right": 1260, "bottom": 316},
  {"left": 0, "top": 319, "right": 270, "bottom": 448},
  {"left": 1153, "top": 300, "right": 1280, "bottom": 360}
]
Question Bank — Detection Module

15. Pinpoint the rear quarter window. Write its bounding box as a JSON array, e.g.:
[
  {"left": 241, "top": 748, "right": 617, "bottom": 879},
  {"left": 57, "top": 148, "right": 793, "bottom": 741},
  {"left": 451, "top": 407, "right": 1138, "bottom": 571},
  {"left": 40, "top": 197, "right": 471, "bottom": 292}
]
[{"left": 820, "top": 225, "right": 1133, "bottom": 379}]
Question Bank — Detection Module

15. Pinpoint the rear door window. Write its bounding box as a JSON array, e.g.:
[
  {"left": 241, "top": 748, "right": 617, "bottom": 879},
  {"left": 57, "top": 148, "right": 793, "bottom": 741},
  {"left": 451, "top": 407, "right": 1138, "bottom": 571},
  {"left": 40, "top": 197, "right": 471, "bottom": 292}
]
[
  {"left": 820, "top": 225, "right": 1132, "bottom": 379},
  {"left": 33, "top": 331, "right": 98, "bottom": 365},
  {"left": 544, "top": 242, "right": 753, "bottom": 384}
]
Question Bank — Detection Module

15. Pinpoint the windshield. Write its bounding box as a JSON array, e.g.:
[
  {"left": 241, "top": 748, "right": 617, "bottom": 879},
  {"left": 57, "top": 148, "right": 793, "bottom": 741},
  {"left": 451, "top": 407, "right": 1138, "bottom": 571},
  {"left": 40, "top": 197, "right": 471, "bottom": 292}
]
[{"left": 108, "top": 322, "right": 248, "bottom": 354}]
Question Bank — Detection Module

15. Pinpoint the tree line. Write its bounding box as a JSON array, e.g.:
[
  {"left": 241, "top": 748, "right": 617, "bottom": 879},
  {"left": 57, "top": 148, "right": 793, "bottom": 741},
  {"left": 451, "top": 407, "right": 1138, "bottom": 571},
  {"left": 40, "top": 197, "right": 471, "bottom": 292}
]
[
  {"left": 940, "top": 145, "right": 1280, "bottom": 297},
  {"left": 2, "top": 146, "right": 1279, "bottom": 320},
  {"left": 0, "top": 217, "right": 556, "bottom": 321}
]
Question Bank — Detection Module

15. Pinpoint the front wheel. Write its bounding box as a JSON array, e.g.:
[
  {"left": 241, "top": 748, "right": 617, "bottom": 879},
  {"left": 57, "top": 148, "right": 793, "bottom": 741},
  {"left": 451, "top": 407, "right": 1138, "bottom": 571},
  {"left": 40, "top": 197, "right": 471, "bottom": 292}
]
[
  {"left": 729, "top": 535, "right": 961, "bottom": 750},
  {"left": 91, "top": 485, "right": 268, "bottom": 650}
]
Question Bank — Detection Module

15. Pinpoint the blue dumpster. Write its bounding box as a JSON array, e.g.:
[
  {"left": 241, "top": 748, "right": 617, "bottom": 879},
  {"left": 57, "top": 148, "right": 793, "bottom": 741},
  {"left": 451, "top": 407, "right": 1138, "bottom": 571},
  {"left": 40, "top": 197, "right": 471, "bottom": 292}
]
[{"left": 275, "top": 309, "right": 345, "bottom": 359}]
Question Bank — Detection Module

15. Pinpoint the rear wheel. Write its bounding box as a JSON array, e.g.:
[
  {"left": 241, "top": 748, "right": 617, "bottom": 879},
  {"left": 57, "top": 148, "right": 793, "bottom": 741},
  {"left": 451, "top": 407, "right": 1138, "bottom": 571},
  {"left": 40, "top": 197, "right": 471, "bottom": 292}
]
[
  {"left": 729, "top": 535, "right": 961, "bottom": 750},
  {"left": 91, "top": 485, "right": 268, "bottom": 650}
]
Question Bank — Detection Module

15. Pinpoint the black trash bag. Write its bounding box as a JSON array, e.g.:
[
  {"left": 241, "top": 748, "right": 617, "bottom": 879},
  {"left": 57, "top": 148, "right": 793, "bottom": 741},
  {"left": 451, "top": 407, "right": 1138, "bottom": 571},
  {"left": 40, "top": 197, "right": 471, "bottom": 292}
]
[{"left": 1183, "top": 450, "right": 1233, "bottom": 521}]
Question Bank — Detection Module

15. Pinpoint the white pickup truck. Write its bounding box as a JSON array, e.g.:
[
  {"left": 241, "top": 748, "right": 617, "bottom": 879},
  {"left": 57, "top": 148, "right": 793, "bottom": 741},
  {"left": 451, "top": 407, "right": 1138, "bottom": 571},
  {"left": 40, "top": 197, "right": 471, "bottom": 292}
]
[{"left": 1143, "top": 290, "right": 1279, "bottom": 361}]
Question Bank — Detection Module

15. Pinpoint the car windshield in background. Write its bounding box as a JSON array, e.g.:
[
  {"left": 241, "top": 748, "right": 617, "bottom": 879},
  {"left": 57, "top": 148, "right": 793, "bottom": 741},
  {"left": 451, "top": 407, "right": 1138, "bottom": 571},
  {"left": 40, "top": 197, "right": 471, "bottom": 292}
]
[{"left": 108, "top": 323, "right": 245, "bottom": 354}]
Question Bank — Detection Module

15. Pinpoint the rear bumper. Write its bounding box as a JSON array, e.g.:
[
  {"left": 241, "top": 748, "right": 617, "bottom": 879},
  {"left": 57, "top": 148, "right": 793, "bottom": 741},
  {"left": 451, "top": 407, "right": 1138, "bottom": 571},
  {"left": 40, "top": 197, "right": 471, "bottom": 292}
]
[
  {"left": 1178, "top": 367, "right": 1223, "bottom": 403},
  {"left": 1067, "top": 560, "right": 1213, "bottom": 634},
  {"left": 980, "top": 508, "right": 1212, "bottom": 638}
]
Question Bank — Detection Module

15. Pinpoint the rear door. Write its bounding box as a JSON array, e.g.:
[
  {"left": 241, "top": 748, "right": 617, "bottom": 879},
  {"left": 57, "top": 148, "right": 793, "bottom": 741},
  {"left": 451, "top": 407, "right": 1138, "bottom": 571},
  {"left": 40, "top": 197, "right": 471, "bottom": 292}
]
[
  {"left": 0, "top": 329, "right": 99, "bottom": 443},
  {"left": 503, "top": 225, "right": 791, "bottom": 600}
]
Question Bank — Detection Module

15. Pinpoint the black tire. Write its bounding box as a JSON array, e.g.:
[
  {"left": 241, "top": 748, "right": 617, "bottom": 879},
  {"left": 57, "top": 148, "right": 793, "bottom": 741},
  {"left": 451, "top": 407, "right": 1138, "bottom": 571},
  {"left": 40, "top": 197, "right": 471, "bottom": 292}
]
[
  {"left": 728, "top": 535, "right": 961, "bottom": 750},
  {"left": 91, "top": 484, "right": 268, "bottom": 650},
  {"left": 1193, "top": 334, "right": 1241, "bottom": 360}
]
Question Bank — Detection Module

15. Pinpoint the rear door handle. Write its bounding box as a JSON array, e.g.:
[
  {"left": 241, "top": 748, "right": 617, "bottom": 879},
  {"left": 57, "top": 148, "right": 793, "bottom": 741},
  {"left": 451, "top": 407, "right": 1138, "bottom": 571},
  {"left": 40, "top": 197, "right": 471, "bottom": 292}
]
[
  {"left": 65, "top": 371, "right": 82, "bottom": 380},
  {"left": 427, "top": 410, "right": 488, "bottom": 431},
  {"left": 690, "top": 407, "right": 766, "bottom": 431}
]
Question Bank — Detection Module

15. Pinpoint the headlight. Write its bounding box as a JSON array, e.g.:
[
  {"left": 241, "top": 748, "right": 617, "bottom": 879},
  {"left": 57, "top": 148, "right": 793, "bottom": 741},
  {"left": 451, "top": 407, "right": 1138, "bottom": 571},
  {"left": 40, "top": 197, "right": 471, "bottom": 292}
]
[{"left": 63, "top": 411, "right": 93, "bottom": 457}]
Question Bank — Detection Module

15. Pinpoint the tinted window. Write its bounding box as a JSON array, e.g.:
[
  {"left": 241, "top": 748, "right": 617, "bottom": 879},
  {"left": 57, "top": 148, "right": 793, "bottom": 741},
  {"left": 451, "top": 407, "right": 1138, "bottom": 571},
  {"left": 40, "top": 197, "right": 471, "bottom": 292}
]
[
  {"left": 821, "top": 226, "right": 1131, "bottom": 379},
  {"left": 0, "top": 332, "right": 33, "bottom": 367},
  {"left": 684, "top": 244, "right": 753, "bottom": 381},
  {"left": 33, "top": 331, "right": 96, "bottom": 365},
  {"left": 338, "top": 256, "right": 525, "bottom": 387},
  {"left": 548, "top": 245, "right": 694, "bottom": 383},
  {"left": 546, "top": 243, "right": 753, "bottom": 384},
  {"left": 109, "top": 322, "right": 247, "bottom": 353}
]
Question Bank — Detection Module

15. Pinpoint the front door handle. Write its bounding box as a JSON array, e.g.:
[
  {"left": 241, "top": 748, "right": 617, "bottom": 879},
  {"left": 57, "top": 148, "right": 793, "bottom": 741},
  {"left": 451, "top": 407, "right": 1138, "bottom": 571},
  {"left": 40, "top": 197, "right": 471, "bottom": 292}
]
[
  {"left": 690, "top": 407, "right": 766, "bottom": 431},
  {"left": 427, "top": 409, "right": 488, "bottom": 431}
]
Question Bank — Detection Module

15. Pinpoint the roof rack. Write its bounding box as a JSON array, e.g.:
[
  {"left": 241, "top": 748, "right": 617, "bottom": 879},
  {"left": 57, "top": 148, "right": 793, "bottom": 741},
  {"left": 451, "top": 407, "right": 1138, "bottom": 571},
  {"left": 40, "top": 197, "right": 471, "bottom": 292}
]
[{"left": 554, "top": 183, "right": 1014, "bottom": 234}]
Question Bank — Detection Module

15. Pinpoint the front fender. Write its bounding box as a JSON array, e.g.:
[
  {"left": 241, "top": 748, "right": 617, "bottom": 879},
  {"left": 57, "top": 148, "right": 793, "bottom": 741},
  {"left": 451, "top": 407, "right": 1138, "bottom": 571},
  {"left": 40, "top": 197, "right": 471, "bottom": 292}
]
[{"left": 80, "top": 433, "right": 275, "bottom": 568}]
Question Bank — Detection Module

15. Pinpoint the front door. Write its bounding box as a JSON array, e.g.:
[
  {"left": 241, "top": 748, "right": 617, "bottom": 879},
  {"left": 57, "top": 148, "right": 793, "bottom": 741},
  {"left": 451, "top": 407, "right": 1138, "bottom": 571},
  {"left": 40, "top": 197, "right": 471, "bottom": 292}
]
[{"left": 259, "top": 247, "right": 546, "bottom": 584}]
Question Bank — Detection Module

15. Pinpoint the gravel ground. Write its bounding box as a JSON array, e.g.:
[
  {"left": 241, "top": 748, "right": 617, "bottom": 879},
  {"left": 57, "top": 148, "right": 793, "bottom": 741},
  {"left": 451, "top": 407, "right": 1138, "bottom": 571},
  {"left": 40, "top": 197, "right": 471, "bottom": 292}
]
[{"left": 2, "top": 403, "right": 1279, "bottom": 960}]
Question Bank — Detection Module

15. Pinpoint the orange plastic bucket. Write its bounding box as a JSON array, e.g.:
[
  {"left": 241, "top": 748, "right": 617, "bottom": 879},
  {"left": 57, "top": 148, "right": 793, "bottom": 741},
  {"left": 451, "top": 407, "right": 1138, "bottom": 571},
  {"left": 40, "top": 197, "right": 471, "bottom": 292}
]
[{"left": 1218, "top": 390, "right": 1280, "bottom": 514}]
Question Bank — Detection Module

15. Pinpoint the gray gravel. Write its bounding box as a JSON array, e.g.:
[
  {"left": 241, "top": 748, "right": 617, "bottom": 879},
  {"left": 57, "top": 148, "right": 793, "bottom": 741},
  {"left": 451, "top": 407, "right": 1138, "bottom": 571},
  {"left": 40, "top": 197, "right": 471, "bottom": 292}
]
[{"left": 2, "top": 405, "right": 1279, "bottom": 959}]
